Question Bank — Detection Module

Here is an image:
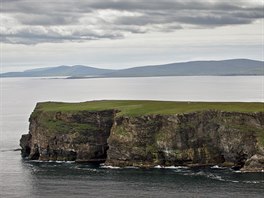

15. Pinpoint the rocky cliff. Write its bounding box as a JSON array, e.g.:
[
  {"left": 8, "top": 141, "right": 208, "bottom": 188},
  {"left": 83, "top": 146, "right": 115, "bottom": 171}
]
[
  {"left": 107, "top": 111, "right": 264, "bottom": 171},
  {"left": 20, "top": 102, "right": 264, "bottom": 172},
  {"left": 20, "top": 107, "right": 116, "bottom": 162}
]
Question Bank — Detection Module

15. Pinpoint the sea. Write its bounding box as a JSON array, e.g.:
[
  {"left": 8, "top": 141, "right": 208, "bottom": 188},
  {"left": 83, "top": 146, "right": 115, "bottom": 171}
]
[{"left": 0, "top": 76, "right": 264, "bottom": 198}]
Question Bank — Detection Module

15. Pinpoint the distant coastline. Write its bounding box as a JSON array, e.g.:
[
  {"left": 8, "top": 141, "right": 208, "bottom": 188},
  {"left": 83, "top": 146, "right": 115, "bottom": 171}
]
[
  {"left": 1, "top": 59, "right": 263, "bottom": 78},
  {"left": 66, "top": 73, "right": 264, "bottom": 80}
]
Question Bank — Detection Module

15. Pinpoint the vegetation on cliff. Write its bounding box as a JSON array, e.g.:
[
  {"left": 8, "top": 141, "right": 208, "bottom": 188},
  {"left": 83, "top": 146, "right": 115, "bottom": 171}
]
[
  {"left": 33, "top": 100, "right": 263, "bottom": 116},
  {"left": 21, "top": 100, "right": 264, "bottom": 171}
]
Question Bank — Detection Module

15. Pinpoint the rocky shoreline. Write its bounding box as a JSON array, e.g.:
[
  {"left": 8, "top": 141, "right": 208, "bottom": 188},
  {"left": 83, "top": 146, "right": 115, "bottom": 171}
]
[{"left": 20, "top": 102, "right": 264, "bottom": 172}]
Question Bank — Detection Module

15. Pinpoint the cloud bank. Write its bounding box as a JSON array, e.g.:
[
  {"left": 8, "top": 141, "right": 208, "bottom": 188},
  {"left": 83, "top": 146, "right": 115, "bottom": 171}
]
[{"left": 1, "top": 0, "right": 263, "bottom": 44}]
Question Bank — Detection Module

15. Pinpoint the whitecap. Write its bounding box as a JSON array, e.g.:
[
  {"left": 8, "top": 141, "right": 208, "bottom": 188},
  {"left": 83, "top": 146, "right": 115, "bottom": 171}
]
[
  {"left": 210, "top": 165, "right": 226, "bottom": 169},
  {"left": 53, "top": 160, "right": 63, "bottom": 163},
  {"left": 164, "top": 166, "right": 189, "bottom": 169},
  {"left": 65, "top": 161, "right": 75, "bottom": 164},
  {"left": 154, "top": 165, "right": 188, "bottom": 169},
  {"left": 53, "top": 160, "right": 75, "bottom": 164},
  {"left": 207, "top": 174, "right": 226, "bottom": 182},
  {"left": 243, "top": 181, "right": 263, "bottom": 184},
  {"left": 211, "top": 165, "right": 220, "bottom": 169},
  {"left": 100, "top": 165, "right": 121, "bottom": 169},
  {"left": 30, "top": 160, "right": 43, "bottom": 163},
  {"left": 229, "top": 180, "right": 239, "bottom": 183}
]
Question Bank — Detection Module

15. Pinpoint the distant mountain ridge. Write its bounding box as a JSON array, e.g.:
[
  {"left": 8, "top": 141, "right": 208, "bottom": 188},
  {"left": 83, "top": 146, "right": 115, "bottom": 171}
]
[
  {"left": 1, "top": 59, "right": 263, "bottom": 78},
  {"left": 105, "top": 59, "right": 264, "bottom": 77},
  {"left": 0, "top": 65, "right": 115, "bottom": 77}
]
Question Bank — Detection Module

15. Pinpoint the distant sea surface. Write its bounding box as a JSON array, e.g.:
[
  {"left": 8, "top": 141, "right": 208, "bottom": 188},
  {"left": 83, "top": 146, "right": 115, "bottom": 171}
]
[{"left": 0, "top": 76, "right": 264, "bottom": 198}]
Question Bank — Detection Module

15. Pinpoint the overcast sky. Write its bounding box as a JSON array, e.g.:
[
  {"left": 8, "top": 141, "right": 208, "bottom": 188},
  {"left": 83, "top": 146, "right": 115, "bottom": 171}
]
[{"left": 1, "top": 0, "right": 263, "bottom": 72}]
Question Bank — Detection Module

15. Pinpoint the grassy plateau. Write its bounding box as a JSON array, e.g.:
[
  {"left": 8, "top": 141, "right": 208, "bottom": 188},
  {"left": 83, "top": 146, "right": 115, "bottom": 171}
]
[{"left": 34, "top": 100, "right": 264, "bottom": 116}]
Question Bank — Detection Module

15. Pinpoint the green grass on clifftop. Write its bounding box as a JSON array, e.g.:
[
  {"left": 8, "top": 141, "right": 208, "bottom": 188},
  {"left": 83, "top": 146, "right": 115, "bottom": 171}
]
[{"left": 34, "top": 100, "right": 264, "bottom": 116}]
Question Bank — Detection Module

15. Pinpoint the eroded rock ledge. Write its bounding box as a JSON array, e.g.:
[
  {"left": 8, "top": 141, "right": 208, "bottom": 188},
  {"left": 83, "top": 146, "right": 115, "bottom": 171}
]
[{"left": 20, "top": 102, "right": 264, "bottom": 172}]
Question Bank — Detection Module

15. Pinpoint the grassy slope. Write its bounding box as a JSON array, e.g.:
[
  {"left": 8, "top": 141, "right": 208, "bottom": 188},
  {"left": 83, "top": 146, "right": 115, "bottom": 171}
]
[{"left": 35, "top": 100, "right": 264, "bottom": 116}]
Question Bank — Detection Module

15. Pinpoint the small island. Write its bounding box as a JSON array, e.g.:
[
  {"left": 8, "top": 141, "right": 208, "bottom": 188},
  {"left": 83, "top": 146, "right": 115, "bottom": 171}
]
[{"left": 20, "top": 100, "right": 264, "bottom": 172}]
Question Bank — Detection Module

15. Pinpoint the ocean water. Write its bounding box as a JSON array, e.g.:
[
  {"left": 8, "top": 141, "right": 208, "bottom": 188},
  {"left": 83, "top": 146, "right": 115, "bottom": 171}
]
[{"left": 0, "top": 76, "right": 264, "bottom": 198}]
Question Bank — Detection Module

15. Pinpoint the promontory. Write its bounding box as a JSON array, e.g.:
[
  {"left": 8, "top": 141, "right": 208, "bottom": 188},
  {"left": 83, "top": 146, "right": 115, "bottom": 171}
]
[{"left": 20, "top": 100, "right": 264, "bottom": 172}]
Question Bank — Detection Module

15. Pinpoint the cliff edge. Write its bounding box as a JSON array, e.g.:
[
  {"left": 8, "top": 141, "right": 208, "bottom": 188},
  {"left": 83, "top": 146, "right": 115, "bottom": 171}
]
[{"left": 20, "top": 100, "right": 264, "bottom": 172}]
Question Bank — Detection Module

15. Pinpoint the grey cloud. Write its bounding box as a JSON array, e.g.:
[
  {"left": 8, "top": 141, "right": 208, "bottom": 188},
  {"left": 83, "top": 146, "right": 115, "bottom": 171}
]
[
  {"left": 16, "top": 14, "right": 80, "bottom": 26},
  {"left": 1, "top": 0, "right": 92, "bottom": 14},
  {"left": 111, "top": 23, "right": 182, "bottom": 34},
  {"left": 1, "top": 0, "right": 263, "bottom": 44},
  {"left": 3, "top": 0, "right": 255, "bottom": 14},
  {"left": 14, "top": 14, "right": 79, "bottom": 26},
  {"left": 232, "top": 10, "right": 264, "bottom": 19},
  {"left": 1, "top": 27, "right": 123, "bottom": 44},
  {"left": 177, "top": 15, "right": 252, "bottom": 26},
  {"left": 89, "top": 0, "right": 242, "bottom": 11},
  {"left": 114, "top": 10, "right": 260, "bottom": 27}
]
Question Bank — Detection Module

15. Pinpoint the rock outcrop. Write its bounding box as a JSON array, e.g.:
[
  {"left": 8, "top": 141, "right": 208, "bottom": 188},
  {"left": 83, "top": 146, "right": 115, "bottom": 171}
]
[
  {"left": 21, "top": 108, "right": 116, "bottom": 162},
  {"left": 20, "top": 103, "right": 264, "bottom": 171},
  {"left": 107, "top": 111, "right": 264, "bottom": 171}
]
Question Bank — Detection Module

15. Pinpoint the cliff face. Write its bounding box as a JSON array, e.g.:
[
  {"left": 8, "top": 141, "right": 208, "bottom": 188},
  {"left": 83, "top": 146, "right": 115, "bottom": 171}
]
[
  {"left": 20, "top": 106, "right": 264, "bottom": 171},
  {"left": 20, "top": 109, "right": 116, "bottom": 162},
  {"left": 107, "top": 111, "right": 264, "bottom": 171}
]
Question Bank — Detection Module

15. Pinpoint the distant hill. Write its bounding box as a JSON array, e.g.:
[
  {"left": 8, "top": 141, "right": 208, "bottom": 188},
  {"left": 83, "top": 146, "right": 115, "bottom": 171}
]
[
  {"left": 104, "top": 59, "right": 264, "bottom": 77},
  {"left": 0, "top": 65, "right": 115, "bottom": 77},
  {"left": 1, "top": 59, "right": 263, "bottom": 78}
]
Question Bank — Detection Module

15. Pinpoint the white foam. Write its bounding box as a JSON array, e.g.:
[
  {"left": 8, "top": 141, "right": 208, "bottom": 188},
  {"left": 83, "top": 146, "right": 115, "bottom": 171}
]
[
  {"left": 211, "top": 165, "right": 219, "bottom": 169},
  {"left": 100, "top": 165, "right": 121, "bottom": 169},
  {"left": 31, "top": 160, "right": 43, "bottom": 163},
  {"left": 30, "top": 160, "right": 75, "bottom": 164},
  {"left": 53, "top": 160, "right": 63, "bottom": 163},
  {"left": 244, "top": 181, "right": 263, "bottom": 184},
  {"left": 65, "top": 161, "right": 75, "bottom": 164},
  {"left": 154, "top": 165, "right": 163, "bottom": 168},
  {"left": 154, "top": 165, "right": 189, "bottom": 169},
  {"left": 211, "top": 165, "right": 226, "bottom": 169},
  {"left": 208, "top": 174, "right": 226, "bottom": 182},
  {"left": 164, "top": 166, "right": 189, "bottom": 169}
]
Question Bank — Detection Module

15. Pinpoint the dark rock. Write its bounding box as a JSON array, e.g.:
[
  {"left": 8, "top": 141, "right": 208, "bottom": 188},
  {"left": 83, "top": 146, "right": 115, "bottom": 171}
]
[
  {"left": 20, "top": 134, "right": 31, "bottom": 158},
  {"left": 13, "top": 148, "right": 22, "bottom": 151},
  {"left": 106, "top": 111, "right": 264, "bottom": 170},
  {"left": 21, "top": 109, "right": 115, "bottom": 162},
  {"left": 20, "top": 107, "right": 264, "bottom": 171}
]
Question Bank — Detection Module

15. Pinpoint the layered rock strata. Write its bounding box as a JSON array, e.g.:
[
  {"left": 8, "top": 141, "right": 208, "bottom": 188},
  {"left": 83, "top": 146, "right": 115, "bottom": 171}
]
[
  {"left": 20, "top": 109, "right": 115, "bottom": 162},
  {"left": 20, "top": 105, "right": 264, "bottom": 171}
]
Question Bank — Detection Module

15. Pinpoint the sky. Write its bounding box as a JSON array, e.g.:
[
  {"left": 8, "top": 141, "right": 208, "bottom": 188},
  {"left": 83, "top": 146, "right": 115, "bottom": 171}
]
[{"left": 0, "top": 0, "right": 263, "bottom": 72}]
